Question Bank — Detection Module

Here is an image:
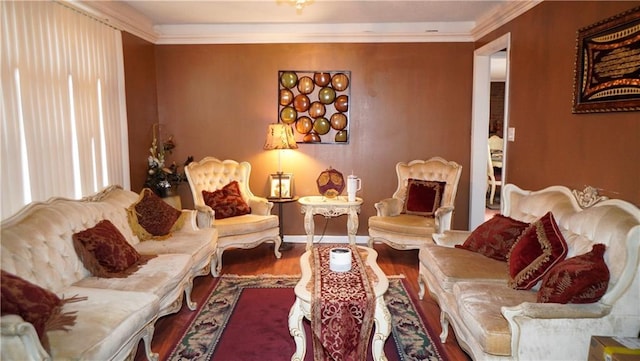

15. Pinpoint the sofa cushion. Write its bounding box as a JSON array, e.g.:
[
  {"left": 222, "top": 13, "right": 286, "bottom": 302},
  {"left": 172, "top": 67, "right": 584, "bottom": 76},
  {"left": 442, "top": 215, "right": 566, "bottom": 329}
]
[
  {"left": 369, "top": 214, "right": 437, "bottom": 236},
  {"left": 127, "top": 188, "right": 184, "bottom": 241},
  {"left": 202, "top": 181, "right": 251, "bottom": 219},
  {"left": 454, "top": 282, "right": 537, "bottom": 356},
  {"left": 402, "top": 179, "right": 445, "bottom": 216},
  {"left": 0, "top": 270, "right": 85, "bottom": 351},
  {"left": 420, "top": 244, "right": 510, "bottom": 292},
  {"left": 46, "top": 286, "right": 158, "bottom": 360},
  {"left": 537, "top": 244, "right": 609, "bottom": 304},
  {"left": 73, "top": 254, "right": 192, "bottom": 314},
  {"left": 134, "top": 227, "right": 217, "bottom": 275},
  {"left": 456, "top": 214, "right": 529, "bottom": 261},
  {"left": 72, "top": 220, "right": 153, "bottom": 278},
  {"left": 507, "top": 212, "right": 568, "bottom": 290},
  {"left": 214, "top": 214, "right": 279, "bottom": 238}
]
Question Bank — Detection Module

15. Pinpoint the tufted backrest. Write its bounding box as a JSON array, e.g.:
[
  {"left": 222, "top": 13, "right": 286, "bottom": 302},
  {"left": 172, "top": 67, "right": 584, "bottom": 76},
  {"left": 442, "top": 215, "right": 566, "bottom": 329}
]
[
  {"left": 502, "top": 183, "right": 640, "bottom": 311},
  {"left": 0, "top": 186, "right": 141, "bottom": 294},
  {"left": 184, "top": 157, "right": 255, "bottom": 209},
  {"left": 393, "top": 157, "right": 463, "bottom": 210},
  {"left": 504, "top": 185, "right": 580, "bottom": 223}
]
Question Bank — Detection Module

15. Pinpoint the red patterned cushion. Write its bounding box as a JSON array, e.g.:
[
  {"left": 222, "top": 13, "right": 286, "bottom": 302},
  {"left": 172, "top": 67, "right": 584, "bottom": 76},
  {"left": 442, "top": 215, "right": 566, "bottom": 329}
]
[
  {"left": 402, "top": 179, "right": 446, "bottom": 217},
  {"left": 1, "top": 270, "right": 85, "bottom": 351},
  {"left": 455, "top": 214, "right": 529, "bottom": 261},
  {"left": 507, "top": 212, "right": 568, "bottom": 290},
  {"left": 537, "top": 244, "right": 609, "bottom": 304},
  {"left": 73, "top": 220, "right": 151, "bottom": 278},
  {"left": 202, "top": 181, "right": 251, "bottom": 219},
  {"left": 127, "top": 188, "right": 184, "bottom": 241}
]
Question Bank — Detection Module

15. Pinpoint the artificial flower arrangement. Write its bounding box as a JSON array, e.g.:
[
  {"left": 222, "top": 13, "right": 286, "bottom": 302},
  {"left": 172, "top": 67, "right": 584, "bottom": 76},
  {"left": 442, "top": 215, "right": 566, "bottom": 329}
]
[{"left": 144, "top": 132, "right": 193, "bottom": 197}]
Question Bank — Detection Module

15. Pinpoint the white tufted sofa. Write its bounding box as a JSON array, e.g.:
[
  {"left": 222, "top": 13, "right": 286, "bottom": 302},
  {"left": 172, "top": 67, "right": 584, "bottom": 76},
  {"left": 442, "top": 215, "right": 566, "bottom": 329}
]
[
  {"left": 0, "top": 185, "right": 218, "bottom": 361},
  {"left": 418, "top": 184, "right": 640, "bottom": 360}
]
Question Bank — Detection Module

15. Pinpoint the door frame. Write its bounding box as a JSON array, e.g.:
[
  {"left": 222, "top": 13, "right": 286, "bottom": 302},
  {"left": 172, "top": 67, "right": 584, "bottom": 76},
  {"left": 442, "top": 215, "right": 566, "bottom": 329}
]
[{"left": 469, "top": 33, "right": 511, "bottom": 229}]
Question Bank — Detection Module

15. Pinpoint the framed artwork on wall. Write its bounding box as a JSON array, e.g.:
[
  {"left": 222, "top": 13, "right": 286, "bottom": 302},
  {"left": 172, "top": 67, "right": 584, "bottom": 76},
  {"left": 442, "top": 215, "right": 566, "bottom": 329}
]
[
  {"left": 269, "top": 173, "right": 293, "bottom": 199},
  {"left": 572, "top": 6, "right": 640, "bottom": 113},
  {"left": 278, "top": 70, "right": 351, "bottom": 144}
]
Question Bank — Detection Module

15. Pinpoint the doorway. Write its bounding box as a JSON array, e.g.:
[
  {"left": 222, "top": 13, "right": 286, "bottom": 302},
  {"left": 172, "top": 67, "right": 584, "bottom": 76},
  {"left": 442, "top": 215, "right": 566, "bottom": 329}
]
[{"left": 469, "top": 33, "right": 511, "bottom": 229}]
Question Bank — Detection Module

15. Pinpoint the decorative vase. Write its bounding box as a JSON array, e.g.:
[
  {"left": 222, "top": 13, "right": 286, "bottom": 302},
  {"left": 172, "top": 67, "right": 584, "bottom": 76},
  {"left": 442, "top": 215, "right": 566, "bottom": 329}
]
[{"left": 156, "top": 183, "right": 177, "bottom": 198}]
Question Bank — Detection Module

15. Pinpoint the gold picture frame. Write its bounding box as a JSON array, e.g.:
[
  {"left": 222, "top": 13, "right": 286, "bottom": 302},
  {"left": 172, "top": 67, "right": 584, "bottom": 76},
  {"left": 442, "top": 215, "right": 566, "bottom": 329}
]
[
  {"left": 269, "top": 173, "right": 293, "bottom": 199},
  {"left": 572, "top": 6, "right": 640, "bottom": 113}
]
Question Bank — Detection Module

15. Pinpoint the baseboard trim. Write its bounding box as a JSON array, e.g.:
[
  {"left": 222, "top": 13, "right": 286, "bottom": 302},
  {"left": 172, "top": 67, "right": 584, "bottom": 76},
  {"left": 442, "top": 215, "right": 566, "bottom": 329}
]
[{"left": 282, "top": 235, "right": 369, "bottom": 245}]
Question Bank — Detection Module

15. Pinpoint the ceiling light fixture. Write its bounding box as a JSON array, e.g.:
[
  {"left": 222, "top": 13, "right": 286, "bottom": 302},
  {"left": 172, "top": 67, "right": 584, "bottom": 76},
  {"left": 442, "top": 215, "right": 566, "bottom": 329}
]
[{"left": 291, "top": 0, "right": 310, "bottom": 11}]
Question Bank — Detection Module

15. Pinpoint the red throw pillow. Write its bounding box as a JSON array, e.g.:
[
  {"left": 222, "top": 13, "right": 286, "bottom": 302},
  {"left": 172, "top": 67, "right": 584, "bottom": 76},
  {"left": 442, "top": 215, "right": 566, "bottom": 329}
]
[
  {"left": 73, "top": 220, "right": 152, "bottom": 278},
  {"left": 455, "top": 214, "right": 529, "bottom": 261},
  {"left": 127, "top": 188, "right": 184, "bottom": 241},
  {"left": 537, "top": 244, "right": 609, "bottom": 304},
  {"left": 1, "top": 270, "right": 85, "bottom": 351},
  {"left": 507, "top": 211, "right": 568, "bottom": 290},
  {"left": 202, "top": 180, "right": 251, "bottom": 219},
  {"left": 402, "top": 179, "right": 446, "bottom": 217}
]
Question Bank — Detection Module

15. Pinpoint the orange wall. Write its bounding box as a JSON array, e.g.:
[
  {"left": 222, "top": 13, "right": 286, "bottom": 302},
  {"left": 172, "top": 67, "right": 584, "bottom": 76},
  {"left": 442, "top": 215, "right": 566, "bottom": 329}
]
[
  {"left": 122, "top": 32, "right": 159, "bottom": 189},
  {"left": 478, "top": 1, "right": 640, "bottom": 204},
  {"left": 123, "top": 1, "right": 640, "bottom": 237},
  {"left": 124, "top": 42, "right": 474, "bottom": 236}
]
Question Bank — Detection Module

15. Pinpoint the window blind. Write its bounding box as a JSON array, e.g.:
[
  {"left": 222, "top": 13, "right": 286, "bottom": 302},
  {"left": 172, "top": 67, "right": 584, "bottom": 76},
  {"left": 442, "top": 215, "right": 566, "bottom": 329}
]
[{"left": 1, "top": 1, "right": 130, "bottom": 220}]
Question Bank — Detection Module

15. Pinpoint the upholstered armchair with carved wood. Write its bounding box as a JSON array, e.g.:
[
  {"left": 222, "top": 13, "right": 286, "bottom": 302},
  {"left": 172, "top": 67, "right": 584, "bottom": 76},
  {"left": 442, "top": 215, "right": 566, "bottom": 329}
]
[
  {"left": 185, "top": 157, "right": 281, "bottom": 276},
  {"left": 368, "top": 157, "right": 463, "bottom": 250}
]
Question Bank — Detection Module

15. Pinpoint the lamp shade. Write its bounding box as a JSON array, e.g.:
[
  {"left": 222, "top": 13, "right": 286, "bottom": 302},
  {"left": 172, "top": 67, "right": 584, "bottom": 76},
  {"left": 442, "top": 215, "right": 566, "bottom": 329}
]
[{"left": 264, "top": 123, "right": 299, "bottom": 150}]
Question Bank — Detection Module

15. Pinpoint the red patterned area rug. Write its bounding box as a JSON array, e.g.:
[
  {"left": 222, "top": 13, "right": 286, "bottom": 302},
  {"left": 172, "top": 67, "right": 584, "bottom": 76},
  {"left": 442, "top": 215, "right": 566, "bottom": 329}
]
[{"left": 166, "top": 275, "right": 444, "bottom": 361}]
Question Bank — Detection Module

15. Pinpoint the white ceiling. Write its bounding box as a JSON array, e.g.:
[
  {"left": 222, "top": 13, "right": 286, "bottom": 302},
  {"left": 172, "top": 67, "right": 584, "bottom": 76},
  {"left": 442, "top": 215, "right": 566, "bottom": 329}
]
[
  {"left": 81, "top": 0, "right": 541, "bottom": 44},
  {"left": 124, "top": 0, "right": 501, "bottom": 25}
]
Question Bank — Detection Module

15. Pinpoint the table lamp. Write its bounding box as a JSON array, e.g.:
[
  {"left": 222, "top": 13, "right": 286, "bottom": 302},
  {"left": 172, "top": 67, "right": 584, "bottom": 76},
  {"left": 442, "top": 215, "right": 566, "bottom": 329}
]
[{"left": 263, "top": 123, "right": 298, "bottom": 199}]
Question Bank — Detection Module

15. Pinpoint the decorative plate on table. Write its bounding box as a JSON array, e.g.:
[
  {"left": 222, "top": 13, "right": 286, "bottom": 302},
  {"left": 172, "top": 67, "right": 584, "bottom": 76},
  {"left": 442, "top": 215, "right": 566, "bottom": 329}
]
[{"left": 316, "top": 167, "right": 344, "bottom": 198}]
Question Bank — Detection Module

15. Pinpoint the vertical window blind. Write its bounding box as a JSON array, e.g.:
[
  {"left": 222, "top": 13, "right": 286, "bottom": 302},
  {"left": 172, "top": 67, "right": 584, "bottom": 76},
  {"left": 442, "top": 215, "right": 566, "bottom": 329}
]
[{"left": 1, "top": 1, "right": 130, "bottom": 220}]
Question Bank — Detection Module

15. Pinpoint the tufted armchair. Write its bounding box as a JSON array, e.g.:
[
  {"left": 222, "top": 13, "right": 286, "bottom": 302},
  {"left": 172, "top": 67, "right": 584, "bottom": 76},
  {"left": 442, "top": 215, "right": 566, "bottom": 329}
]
[
  {"left": 368, "top": 157, "right": 463, "bottom": 250},
  {"left": 184, "top": 157, "right": 281, "bottom": 276}
]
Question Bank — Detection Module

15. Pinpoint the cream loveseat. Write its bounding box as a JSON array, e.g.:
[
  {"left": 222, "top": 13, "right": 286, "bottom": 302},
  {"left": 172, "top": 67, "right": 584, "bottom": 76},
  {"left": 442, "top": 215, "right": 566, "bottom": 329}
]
[
  {"left": 418, "top": 184, "right": 640, "bottom": 360},
  {"left": 1, "top": 186, "right": 218, "bottom": 361}
]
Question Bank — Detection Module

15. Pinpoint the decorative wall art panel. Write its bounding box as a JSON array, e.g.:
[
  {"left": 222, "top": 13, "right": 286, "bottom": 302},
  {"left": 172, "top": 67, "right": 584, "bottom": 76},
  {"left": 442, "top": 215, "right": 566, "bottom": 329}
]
[
  {"left": 572, "top": 6, "right": 640, "bottom": 113},
  {"left": 278, "top": 70, "right": 351, "bottom": 144}
]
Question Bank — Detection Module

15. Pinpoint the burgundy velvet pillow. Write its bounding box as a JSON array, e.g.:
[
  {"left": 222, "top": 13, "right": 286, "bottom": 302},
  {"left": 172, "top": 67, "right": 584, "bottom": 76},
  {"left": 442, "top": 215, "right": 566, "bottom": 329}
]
[
  {"left": 402, "top": 179, "right": 446, "bottom": 217},
  {"left": 202, "top": 180, "right": 251, "bottom": 220},
  {"left": 127, "top": 188, "right": 184, "bottom": 241},
  {"left": 537, "top": 244, "right": 609, "bottom": 304},
  {"left": 1, "top": 270, "right": 85, "bottom": 351},
  {"left": 73, "top": 220, "right": 152, "bottom": 278},
  {"left": 455, "top": 214, "right": 529, "bottom": 261},
  {"left": 507, "top": 211, "right": 568, "bottom": 290}
]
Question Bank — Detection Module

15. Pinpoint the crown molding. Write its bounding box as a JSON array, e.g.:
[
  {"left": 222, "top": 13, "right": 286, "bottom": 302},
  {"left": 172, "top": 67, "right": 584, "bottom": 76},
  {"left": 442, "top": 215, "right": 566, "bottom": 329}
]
[
  {"left": 154, "top": 22, "right": 475, "bottom": 44},
  {"left": 154, "top": 32, "right": 474, "bottom": 44},
  {"left": 72, "top": 0, "right": 158, "bottom": 43},
  {"left": 472, "top": 0, "right": 543, "bottom": 40},
  {"left": 77, "top": 0, "right": 541, "bottom": 45}
]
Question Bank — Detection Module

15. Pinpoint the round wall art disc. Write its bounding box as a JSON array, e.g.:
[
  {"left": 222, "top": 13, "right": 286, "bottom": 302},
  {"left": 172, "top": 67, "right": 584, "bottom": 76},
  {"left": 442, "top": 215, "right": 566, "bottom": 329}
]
[
  {"left": 316, "top": 167, "right": 345, "bottom": 198},
  {"left": 280, "top": 71, "right": 298, "bottom": 89},
  {"left": 331, "top": 73, "right": 349, "bottom": 91}
]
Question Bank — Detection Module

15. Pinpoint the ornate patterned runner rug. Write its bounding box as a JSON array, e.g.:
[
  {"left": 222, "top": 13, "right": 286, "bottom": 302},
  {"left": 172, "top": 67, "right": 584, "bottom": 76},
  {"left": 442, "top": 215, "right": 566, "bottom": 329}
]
[
  {"left": 312, "top": 245, "right": 375, "bottom": 361},
  {"left": 167, "top": 275, "right": 444, "bottom": 361}
]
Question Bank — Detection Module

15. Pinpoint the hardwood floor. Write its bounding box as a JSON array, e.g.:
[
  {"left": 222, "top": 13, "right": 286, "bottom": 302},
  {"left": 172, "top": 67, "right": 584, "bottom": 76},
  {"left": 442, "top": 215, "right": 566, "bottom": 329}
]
[{"left": 133, "top": 243, "right": 472, "bottom": 361}]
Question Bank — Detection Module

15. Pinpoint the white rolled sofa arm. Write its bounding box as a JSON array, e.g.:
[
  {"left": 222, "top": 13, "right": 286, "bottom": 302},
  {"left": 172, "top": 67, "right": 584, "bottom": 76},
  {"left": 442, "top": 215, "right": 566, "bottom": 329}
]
[{"left": 1, "top": 315, "right": 50, "bottom": 361}]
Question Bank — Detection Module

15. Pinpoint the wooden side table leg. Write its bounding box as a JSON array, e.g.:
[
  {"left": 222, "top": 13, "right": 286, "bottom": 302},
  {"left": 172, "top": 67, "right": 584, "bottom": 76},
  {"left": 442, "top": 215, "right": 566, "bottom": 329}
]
[
  {"left": 303, "top": 208, "right": 314, "bottom": 250},
  {"left": 288, "top": 298, "right": 307, "bottom": 361},
  {"left": 347, "top": 207, "right": 359, "bottom": 245},
  {"left": 371, "top": 296, "right": 391, "bottom": 361}
]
